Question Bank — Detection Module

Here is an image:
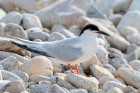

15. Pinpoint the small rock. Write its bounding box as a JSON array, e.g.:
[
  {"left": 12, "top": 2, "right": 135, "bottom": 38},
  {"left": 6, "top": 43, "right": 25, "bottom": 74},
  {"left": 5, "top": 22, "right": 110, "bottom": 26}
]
[
  {"left": 96, "top": 46, "right": 108, "bottom": 66},
  {"left": 0, "top": 8, "right": 6, "bottom": 20},
  {"left": 35, "top": 75, "right": 51, "bottom": 83},
  {"left": 90, "top": 65, "right": 114, "bottom": 79},
  {"left": 0, "top": 22, "right": 6, "bottom": 36},
  {"left": 20, "top": 56, "right": 53, "bottom": 81},
  {"left": 0, "top": 11, "right": 22, "bottom": 25},
  {"left": 0, "top": 56, "right": 19, "bottom": 71},
  {"left": 65, "top": 73, "right": 99, "bottom": 91},
  {"left": 123, "top": 86, "right": 137, "bottom": 93},
  {"left": 51, "top": 61, "right": 62, "bottom": 74},
  {"left": 104, "top": 64, "right": 116, "bottom": 75},
  {"left": 99, "top": 76, "right": 121, "bottom": 87},
  {"left": 11, "top": 70, "right": 29, "bottom": 83},
  {"left": 117, "top": 11, "right": 140, "bottom": 31},
  {"left": 97, "top": 38, "right": 106, "bottom": 47},
  {"left": 1, "top": 70, "right": 24, "bottom": 83},
  {"left": 116, "top": 67, "right": 140, "bottom": 88},
  {"left": 0, "top": 80, "right": 26, "bottom": 93},
  {"left": 0, "top": 65, "right": 4, "bottom": 70},
  {"left": 128, "top": 0, "right": 140, "bottom": 11},
  {"left": 126, "top": 34, "right": 140, "bottom": 45},
  {"left": 81, "top": 54, "right": 98, "bottom": 71},
  {"left": 116, "top": 78, "right": 126, "bottom": 85},
  {"left": 68, "top": 26, "right": 81, "bottom": 36},
  {"left": 108, "top": 14, "right": 122, "bottom": 27},
  {"left": 103, "top": 81, "right": 126, "bottom": 92},
  {"left": 129, "top": 60, "right": 140, "bottom": 70},
  {"left": 48, "top": 32, "right": 66, "bottom": 42},
  {"left": 3, "top": 23, "right": 28, "bottom": 40},
  {"left": 106, "top": 87, "right": 123, "bottom": 93},
  {"left": 22, "top": 13, "right": 43, "bottom": 29},
  {"left": 29, "top": 84, "right": 51, "bottom": 93},
  {"left": 54, "top": 73, "right": 66, "bottom": 80},
  {"left": 108, "top": 48, "right": 123, "bottom": 57},
  {"left": 127, "top": 47, "right": 140, "bottom": 62},
  {"left": 69, "top": 89, "right": 88, "bottom": 93},
  {"left": 119, "top": 26, "right": 138, "bottom": 39},
  {"left": 51, "top": 24, "right": 66, "bottom": 32},
  {"left": 26, "top": 27, "right": 49, "bottom": 41},
  {"left": 89, "top": 89, "right": 105, "bottom": 93},
  {"left": 108, "top": 54, "right": 131, "bottom": 69},
  {"left": 127, "top": 44, "right": 138, "bottom": 54},
  {"left": 47, "top": 84, "right": 68, "bottom": 93}
]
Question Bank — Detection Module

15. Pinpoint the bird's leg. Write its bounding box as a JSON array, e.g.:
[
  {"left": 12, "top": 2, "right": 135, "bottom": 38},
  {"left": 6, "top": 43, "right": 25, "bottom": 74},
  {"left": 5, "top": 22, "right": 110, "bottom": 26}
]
[
  {"left": 75, "top": 64, "right": 80, "bottom": 74},
  {"left": 68, "top": 63, "right": 74, "bottom": 73}
]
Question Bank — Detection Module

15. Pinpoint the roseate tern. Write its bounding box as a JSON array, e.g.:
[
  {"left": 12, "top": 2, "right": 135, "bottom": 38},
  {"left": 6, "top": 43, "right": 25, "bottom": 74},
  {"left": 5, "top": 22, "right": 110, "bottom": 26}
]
[{"left": 10, "top": 24, "right": 110, "bottom": 74}]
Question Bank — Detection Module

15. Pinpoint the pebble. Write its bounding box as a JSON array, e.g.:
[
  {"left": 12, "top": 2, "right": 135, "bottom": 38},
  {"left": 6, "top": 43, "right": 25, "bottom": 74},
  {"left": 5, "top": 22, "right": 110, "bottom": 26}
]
[
  {"left": 48, "top": 32, "right": 66, "bottom": 42},
  {"left": 126, "top": 34, "right": 140, "bottom": 45},
  {"left": 90, "top": 65, "right": 114, "bottom": 79},
  {"left": 123, "top": 86, "right": 137, "bottom": 93},
  {"left": 0, "top": 8, "right": 6, "bottom": 20},
  {"left": 127, "top": 44, "right": 138, "bottom": 54},
  {"left": 0, "top": 22, "right": 6, "bottom": 36},
  {"left": 26, "top": 27, "right": 49, "bottom": 41},
  {"left": 65, "top": 73, "right": 99, "bottom": 91},
  {"left": 103, "top": 81, "right": 126, "bottom": 92},
  {"left": 0, "top": 80, "right": 26, "bottom": 93},
  {"left": 103, "top": 64, "right": 116, "bottom": 75},
  {"left": 0, "top": 11, "right": 22, "bottom": 25},
  {"left": 106, "top": 87, "right": 123, "bottom": 93},
  {"left": 69, "top": 89, "right": 88, "bottom": 93},
  {"left": 128, "top": 60, "right": 140, "bottom": 70},
  {"left": 116, "top": 67, "right": 140, "bottom": 88},
  {"left": 68, "top": 26, "right": 81, "bottom": 36},
  {"left": 107, "top": 48, "right": 123, "bottom": 57},
  {"left": 3, "top": 23, "right": 29, "bottom": 40},
  {"left": 22, "top": 13, "right": 43, "bottom": 30},
  {"left": 0, "top": 56, "right": 19, "bottom": 71},
  {"left": 20, "top": 56, "right": 53, "bottom": 81},
  {"left": 11, "top": 70, "right": 29, "bottom": 84}
]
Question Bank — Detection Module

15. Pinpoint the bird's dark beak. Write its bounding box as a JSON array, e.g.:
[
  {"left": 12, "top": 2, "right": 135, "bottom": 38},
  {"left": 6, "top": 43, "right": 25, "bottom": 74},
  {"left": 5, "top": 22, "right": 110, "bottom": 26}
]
[{"left": 97, "top": 31, "right": 110, "bottom": 36}]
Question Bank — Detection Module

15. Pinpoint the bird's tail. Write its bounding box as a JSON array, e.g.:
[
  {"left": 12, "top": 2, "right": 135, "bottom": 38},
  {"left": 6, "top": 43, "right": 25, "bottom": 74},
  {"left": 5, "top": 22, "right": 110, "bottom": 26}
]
[{"left": 9, "top": 36, "right": 52, "bottom": 57}]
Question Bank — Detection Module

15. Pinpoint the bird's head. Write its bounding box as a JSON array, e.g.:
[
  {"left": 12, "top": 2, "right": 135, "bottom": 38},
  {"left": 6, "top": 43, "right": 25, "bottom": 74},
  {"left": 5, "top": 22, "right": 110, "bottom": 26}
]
[{"left": 79, "top": 24, "right": 110, "bottom": 36}]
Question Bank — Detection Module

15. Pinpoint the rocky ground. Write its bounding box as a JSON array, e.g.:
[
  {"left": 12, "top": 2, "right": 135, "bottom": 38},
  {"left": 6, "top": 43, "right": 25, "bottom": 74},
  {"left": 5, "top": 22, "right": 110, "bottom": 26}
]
[{"left": 0, "top": 0, "right": 140, "bottom": 93}]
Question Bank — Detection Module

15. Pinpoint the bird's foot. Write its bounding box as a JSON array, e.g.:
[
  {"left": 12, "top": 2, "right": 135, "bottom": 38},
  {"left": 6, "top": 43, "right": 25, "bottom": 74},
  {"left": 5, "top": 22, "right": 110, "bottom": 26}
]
[{"left": 67, "top": 64, "right": 81, "bottom": 75}]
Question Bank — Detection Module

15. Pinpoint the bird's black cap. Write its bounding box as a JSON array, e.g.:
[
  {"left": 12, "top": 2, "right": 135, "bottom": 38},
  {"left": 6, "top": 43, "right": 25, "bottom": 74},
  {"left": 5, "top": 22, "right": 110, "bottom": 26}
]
[{"left": 80, "top": 24, "right": 99, "bottom": 36}]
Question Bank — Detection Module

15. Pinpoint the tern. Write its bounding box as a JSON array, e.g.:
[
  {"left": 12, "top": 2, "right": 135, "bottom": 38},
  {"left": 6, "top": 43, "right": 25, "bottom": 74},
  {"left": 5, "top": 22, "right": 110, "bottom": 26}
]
[{"left": 10, "top": 24, "right": 110, "bottom": 74}]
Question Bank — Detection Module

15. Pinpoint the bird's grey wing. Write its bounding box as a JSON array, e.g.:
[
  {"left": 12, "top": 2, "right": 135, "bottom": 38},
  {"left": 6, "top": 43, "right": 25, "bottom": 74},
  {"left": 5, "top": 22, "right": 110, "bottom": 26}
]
[{"left": 44, "top": 38, "right": 84, "bottom": 62}]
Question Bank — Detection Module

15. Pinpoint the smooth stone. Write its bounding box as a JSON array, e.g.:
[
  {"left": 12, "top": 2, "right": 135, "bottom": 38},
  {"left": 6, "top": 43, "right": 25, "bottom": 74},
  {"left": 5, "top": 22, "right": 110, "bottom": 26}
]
[
  {"left": 90, "top": 65, "right": 114, "bottom": 79},
  {"left": 1, "top": 70, "right": 24, "bottom": 82},
  {"left": 0, "top": 65, "right": 4, "bottom": 70},
  {"left": 54, "top": 73, "right": 66, "bottom": 80},
  {"left": 47, "top": 84, "right": 68, "bottom": 93},
  {"left": 35, "top": 75, "right": 51, "bottom": 83},
  {"left": 127, "top": 44, "right": 138, "bottom": 54},
  {"left": 3, "top": 23, "right": 29, "bottom": 40},
  {"left": 22, "top": 13, "right": 43, "bottom": 29},
  {"left": 106, "top": 87, "right": 123, "bottom": 93},
  {"left": 96, "top": 46, "right": 108, "bottom": 66},
  {"left": 116, "top": 78, "right": 126, "bottom": 85},
  {"left": 128, "top": 0, "right": 140, "bottom": 11},
  {"left": 35, "top": 0, "right": 85, "bottom": 29},
  {"left": 116, "top": 67, "right": 140, "bottom": 88},
  {"left": 20, "top": 56, "right": 53, "bottom": 81},
  {"left": 126, "top": 34, "right": 140, "bottom": 45},
  {"left": 11, "top": 70, "right": 29, "bottom": 84},
  {"left": 0, "top": 51, "right": 28, "bottom": 63},
  {"left": 117, "top": 11, "right": 140, "bottom": 31},
  {"left": 108, "top": 14, "right": 122, "bottom": 27},
  {"left": 108, "top": 54, "right": 132, "bottom": 69},
  {"left": 127, "top": 47, "right": 140, "bottom": 62},
  {"left": 97, "top": 38, "right": 106, "bottom": 47},
  {"left": 108, "top": 48, "right": 123, "bottom": 57},
  {"left": 0, "top": 37, "right": 31, "bottom": 57},
  {"left": 51, "top": 61, "right": 62, "bottom": 74},
  {"left": 48, "top": 32, "right": 66, "bottom": 42},
  {"left": 129, "top": 60, "right": 140, "bottom": 70},
  {"left": 89, "top": 89, "right": 105, "bottom": 93},
  {"left": 103, "top": 81, "right": 126, "bottom": 92},
  {"left": 0, "top": 56, "right": 19, "bottom": 71},
  {"left": 103, "top": 64, "right": 116, "bottom": 76},
  {"left": 99, "top": 76, "right": 121, "bottom": 87},
  {"left": 0, "top": 80, "right": 26, "bottom": 93},
  {"left": 123, "top": 86, "right": 137, "bottom": 93},
  {"left": 0, "top": 11, "right": 22, "bottom": 25},
  {"left": 69, "top": 89, "right": 88, "bottom": 93},
  {"left": 65, "top": 73, "right": 99, "bottom": 91},
  {"left": 68, "top": 26, "right": 81, "bottom": 36},
  {"left": 29, "top": 84, "right": 51, "bottom": 93},
  {"left": 26, "top": 27, "right": 49, "bottom": 41},
  {"left": 51, "top": 24, "right": 66, "bottom": 32},
  {"left": 119, "top": 26, "right": 138, "bottom": 39},
  {"left": 0, "top": 80, "right": 11, "bottom": 91},
  {"left": 0, "top": 22, "right": 6, "bottom": 36},
  {"left": 78, "top": 16, "right": 130, "bottom": 52},
  {"left": 0, "top": 8, "right": 6, "bottom": 20},
  {"left": 81, "top": 54, "right": 98, "bottom": 71}
]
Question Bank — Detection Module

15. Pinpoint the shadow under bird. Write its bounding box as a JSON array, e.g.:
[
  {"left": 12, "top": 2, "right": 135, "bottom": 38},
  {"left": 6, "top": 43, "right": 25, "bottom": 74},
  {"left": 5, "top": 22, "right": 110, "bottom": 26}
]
[{"left": 10, "top": 24, "right": 110, "bottom": 74}]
